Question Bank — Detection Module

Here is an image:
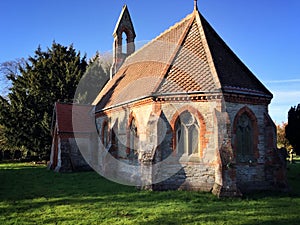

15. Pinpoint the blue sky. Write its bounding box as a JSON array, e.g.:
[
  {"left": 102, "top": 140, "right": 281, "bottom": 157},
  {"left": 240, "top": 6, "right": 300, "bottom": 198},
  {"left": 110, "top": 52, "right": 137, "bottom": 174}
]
[{"left": 0, "top": 0, "right": 299, "bottom": 123}]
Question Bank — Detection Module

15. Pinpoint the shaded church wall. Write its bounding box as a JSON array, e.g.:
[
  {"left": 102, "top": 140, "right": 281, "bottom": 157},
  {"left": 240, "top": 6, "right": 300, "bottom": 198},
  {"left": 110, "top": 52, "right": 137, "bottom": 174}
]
[
  {"left": 95, "top": 98, "right": 286, "bottom": 194},
  {"left": 153, "top": 101, "right": 220, "bottom": 191},
  {"left": 52, "top": 136, "right": 92, "bottom": 172},
  {"left": 95, "top": 100, "right": 220, "bottom": 190},
  {"left": 95, "top": 103, "right": 154, "bottom": 183},
  {"left": 96, "top": 104, "right": 153, "bottom": 161},
  {"left": 225, "top": 102, "right": 276, "bottom": 192},
  {"left": 49, "top": 131, "right": 57, "bottom": 170}
]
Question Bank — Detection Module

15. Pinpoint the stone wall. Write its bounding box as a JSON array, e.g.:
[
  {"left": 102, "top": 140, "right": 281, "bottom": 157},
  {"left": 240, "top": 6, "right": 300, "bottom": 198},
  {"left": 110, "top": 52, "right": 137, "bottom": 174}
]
[
  {"left": 95, "top": 99, "right": 222, "bottom": 191},
  {"left": 55, "top": 138, "right": 91, "bottom": 172},
  {"left": 153, "top": 163, "right": 215, "bottom": 191},
  {"left": 94, "top": 98, "right": 287, "bottom": 195},
  {"left": 225, "top": 102, "right": 287, "bottom": 192}
]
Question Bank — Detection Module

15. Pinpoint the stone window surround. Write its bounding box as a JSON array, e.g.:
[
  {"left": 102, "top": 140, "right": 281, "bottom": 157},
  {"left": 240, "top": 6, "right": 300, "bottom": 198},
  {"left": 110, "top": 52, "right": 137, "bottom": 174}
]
[
  {"left": 170, "top": 105, "right": 207, "bottom": 159},
  {"left": 175, "top": 111, "right": 200, "bottom": 156},
  {"left": 232, "top": 106, "right": 259, "bottom": 163}
]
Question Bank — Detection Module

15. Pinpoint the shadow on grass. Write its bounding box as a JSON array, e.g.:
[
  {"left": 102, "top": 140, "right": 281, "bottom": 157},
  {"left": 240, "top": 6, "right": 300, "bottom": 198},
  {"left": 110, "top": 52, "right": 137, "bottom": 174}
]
[
  {"left": 0, "top": 163, "right": 134, "bottom": 200},
  {"left": 1, "top": 162, "right": 300, "bottom": 225},
  {"left": 3, "top": 192, "right": 299, "bottom": 225}
]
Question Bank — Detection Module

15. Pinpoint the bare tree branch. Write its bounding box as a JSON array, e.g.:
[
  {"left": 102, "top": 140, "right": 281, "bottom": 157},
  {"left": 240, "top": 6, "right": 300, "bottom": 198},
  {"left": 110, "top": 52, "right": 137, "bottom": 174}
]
[{"left": 0, "top": 58, "right": 26, "bottom": 96}]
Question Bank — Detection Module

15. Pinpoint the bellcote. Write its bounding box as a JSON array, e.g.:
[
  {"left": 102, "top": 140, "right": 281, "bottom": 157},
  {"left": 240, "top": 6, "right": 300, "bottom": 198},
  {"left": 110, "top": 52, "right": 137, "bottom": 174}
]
[{"left": 110, "top": 5, "right": 136, "bottom": 78}]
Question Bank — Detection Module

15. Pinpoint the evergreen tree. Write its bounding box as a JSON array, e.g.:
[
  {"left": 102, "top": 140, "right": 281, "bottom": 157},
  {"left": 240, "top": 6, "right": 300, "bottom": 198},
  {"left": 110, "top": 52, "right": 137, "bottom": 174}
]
[
  {"left": 285, "top": 104, "right": 300, "bottom": 155},
  {"left": 75, "top": 51, "right": 111, "bottom": 104},
  {"left": 0, "top": 124, "right": 8, "bottom": 151},
  {"left": 0, "top": 42, "right": 87, "bottom": 159}
]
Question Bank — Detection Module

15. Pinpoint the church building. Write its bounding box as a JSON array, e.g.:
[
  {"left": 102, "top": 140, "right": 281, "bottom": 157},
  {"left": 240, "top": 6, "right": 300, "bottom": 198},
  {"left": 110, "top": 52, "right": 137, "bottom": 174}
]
[{"left": 92, "top": 2, "right": 288, "bottom": 197}]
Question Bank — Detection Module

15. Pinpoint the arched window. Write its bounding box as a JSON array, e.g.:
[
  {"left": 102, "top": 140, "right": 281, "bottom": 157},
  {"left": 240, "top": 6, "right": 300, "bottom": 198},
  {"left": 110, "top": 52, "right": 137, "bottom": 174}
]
[
  {"left": 110, "top": 128, "right": 118, "bottom": 158},
  {"left": 175, "top": 119, "right": 184, "bottom": 155},
  {"left": 236, "top": 113, "right": 254, "bottom": 162},
  {"left": 112, "top": 127, "right": 118, "bottom": 150},
  {"left": 175, "top": 111, "right": 199, "bottom": 156},
  {"left": 122, "top": 32, "right": 127, "bottom": 54},
  {"left": 128, "top": 118, "right": 138, "bottom": 161},
  {"left": 102, "top": 122, "right": 109, "bottom": 148}
]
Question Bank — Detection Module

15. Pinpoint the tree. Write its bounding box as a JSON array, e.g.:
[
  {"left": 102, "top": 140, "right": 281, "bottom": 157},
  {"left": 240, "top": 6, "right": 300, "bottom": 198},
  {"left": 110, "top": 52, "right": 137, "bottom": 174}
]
[
  {"left": 0, "top": 58, "right": 26, "bottom": 97},
  {"left": 0, "top": 42, "right": 87, "bottom": 159},
  {"left": 276, "top": 122, "right": 292, "bottom": 150},
  {"left": 75, "top": 51, "right": 111, "bottom": 104},
  {"left": 0, "top": 124, "right": 8, "bottom": 150},
  {"left": 285, "top": 104, "right": 300, "bottom": 155}
]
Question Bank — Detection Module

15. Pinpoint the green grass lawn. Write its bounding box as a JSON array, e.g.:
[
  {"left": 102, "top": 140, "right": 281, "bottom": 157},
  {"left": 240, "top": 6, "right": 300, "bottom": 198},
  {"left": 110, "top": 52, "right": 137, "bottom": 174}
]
[{"left": 0, "top": 162, "right": 300, "bottom": 225}]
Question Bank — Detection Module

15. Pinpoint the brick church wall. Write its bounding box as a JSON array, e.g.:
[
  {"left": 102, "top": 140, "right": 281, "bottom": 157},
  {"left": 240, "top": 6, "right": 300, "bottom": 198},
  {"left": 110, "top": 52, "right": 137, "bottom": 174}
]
[
  {"left": 96, "top": 99, "right": 223, "bottom": 192},
  {"left": 95, "top": 98, "right": 287, "bottom": 194},
  {"left": 226, "top": 102, "right": 276, "bottom": 192}
]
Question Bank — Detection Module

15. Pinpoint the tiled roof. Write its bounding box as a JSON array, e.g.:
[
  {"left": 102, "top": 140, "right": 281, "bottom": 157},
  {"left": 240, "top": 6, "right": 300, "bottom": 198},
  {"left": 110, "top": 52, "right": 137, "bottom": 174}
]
[
  {"left": 93, "top": 8, "right": 272, "bottom": 110},
  {"left": 156, "top": 19, "right": 216, "bottom": 94},
  {"left": 200, "top": 15, "right": 272, "bottom": 96},
  {"left": 93, "top": 13, "right": 193, "bottom": 109},
  {"left": 54, "top": 102, "right": 95, "bottom": 134}
]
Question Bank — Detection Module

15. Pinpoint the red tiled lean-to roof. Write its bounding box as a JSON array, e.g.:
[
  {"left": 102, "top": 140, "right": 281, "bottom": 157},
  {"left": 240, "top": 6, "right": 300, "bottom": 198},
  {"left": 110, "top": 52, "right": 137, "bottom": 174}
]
[
  {"left": 93, "top": 8, "right": 272, "bottom": 111},
  {"left": 53, "top": 102, "right": 94, "bottom": 134}
]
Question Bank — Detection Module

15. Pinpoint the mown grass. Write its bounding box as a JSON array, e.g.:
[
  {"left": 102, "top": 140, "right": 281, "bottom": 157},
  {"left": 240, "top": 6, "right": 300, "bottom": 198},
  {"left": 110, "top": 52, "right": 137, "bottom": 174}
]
[{"left": 0, "top": 162, "right": 300, "bottom": 225}]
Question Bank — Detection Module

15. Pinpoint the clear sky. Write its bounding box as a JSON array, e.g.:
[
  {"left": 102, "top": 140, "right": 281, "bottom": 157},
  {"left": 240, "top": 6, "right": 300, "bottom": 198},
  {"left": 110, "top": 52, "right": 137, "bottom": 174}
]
[{"left": 0, "top": 0, "right": 299, "bottom": 123}]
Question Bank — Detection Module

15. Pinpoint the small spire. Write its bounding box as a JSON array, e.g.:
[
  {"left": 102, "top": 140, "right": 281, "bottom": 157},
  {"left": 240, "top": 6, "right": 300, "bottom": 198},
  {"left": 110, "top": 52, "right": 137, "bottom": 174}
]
[{"left": 194, "top": 0, "right": 198, "bottom": 11}]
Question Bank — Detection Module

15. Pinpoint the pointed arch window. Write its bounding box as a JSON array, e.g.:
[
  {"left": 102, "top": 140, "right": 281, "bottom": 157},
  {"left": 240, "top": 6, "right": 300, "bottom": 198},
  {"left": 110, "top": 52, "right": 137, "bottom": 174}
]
[
  {"left": 109, "top": 127, "right": 118, "bottom": 158},
  {"left": 236, "top": 113, "right": 254, "bottom": 162},
  {"left": 112, "top": 127, "right": 118, "bottom": 150},
  {"left": 128, "top": 118, "right": 138, "bottom": 161},
  {"left": 102, "top": 121, "right": 109, "bottom": 148},
  {"left": 175, "top": 111, "right": 199, "bottom": 156},
  {"left": 122, "top": 32, "right": 127, "bottom": 54}
]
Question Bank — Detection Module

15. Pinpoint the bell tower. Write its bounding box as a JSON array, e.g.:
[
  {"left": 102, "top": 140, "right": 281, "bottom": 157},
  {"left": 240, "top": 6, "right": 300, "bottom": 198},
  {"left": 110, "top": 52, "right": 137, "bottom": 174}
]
[{"left": 110, "top": 5, "right": 136, "bottom": 78}]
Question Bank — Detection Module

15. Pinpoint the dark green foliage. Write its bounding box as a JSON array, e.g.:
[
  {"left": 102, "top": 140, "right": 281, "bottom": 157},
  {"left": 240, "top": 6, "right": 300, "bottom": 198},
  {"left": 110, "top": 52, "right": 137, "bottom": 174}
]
[
  {"left": 0, "top": 43, "right": 87, "bottom": 159},
  {"left": 0, "top": 125, "right": 8, "bottom": 151},
  {"left": 75, "top": 52, "right": 111, "bottom": 104},
  {"left": 286, "top": 104, "right": 300, "bottom": 155}
]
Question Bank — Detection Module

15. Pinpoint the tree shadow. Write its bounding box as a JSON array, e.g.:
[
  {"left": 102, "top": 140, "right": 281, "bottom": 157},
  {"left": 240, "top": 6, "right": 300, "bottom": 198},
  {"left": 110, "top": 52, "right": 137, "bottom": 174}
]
[{"left": 1, "top": 164, "right": 300, "bottom": 225}]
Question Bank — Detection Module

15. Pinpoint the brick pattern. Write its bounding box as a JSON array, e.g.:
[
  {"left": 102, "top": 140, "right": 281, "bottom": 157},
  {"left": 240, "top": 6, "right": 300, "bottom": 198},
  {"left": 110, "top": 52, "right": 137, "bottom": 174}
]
[{"left": 157, "top": 19, "right": 215, "bottom": 93}]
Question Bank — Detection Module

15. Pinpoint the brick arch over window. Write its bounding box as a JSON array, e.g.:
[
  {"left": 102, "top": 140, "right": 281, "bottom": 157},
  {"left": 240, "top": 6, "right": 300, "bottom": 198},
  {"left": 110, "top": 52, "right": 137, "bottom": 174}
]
[
  {"left": 232, "top": 106, "right": 259, "bottom": 162},
  {"left": 170, "top": 106, "right": 207, "bottom": 158}
]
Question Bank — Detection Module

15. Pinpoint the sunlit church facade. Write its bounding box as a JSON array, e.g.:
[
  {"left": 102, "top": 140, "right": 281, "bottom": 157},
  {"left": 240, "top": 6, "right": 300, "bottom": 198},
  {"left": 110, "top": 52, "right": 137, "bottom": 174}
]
[{"left": 51, "top": 2, "right": 288, "bottom": 197}]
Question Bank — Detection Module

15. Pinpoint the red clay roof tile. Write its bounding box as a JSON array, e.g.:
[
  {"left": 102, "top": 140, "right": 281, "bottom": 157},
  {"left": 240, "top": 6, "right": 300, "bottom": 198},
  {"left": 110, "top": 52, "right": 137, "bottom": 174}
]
[
  {"left": 94, "top": 9, "right": 272, "bottom": 111},
  {"left": 55, "top": 102, "right": 95, "bottom": 133}
]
